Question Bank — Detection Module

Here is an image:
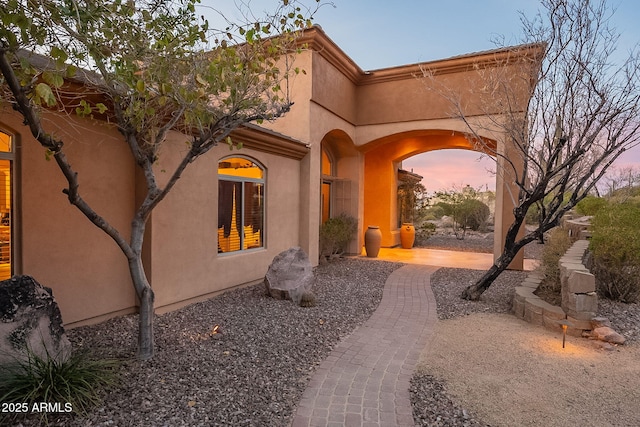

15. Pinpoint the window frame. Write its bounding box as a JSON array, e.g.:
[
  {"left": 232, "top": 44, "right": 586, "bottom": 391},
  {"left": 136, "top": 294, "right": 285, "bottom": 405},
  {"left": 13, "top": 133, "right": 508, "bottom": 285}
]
[
  {"left": 0, "top": 127, "right": 17, "bottom": 278},
  {"left": 321, "top": 145, "right": 336, "bottom": 223},
  {"left": 217, "top": 155, "right": 266, "bottom": 255}
]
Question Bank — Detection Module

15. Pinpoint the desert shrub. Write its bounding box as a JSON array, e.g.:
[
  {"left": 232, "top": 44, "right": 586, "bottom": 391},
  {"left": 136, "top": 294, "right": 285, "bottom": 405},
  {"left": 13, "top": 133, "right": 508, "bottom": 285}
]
[
  {"left": 575, "top": 196, "right": 608, "bottom": 216},
  {"left": 435, "top": 201, "right": 454, "bottom": 217},
  {"left": 525, "top": 192, "right": 572, "bottom": 225},
  {"left": 0, "top": 348, "right": 118, "bottom": 424},
  {"left": 432, "top": 187, "right": 491, "bottom": 238},
  {"left": 589, "top": 202, "right": 640, "bottom": 302},
  {"left": 453, "top": 199, "right": 490, "bottom": 231},
  {"left": 537, "top": 227, "right": 572, "bottom": 296},
  {"left": 436, "top": 200, "right": 489, "bottom": 238},
  {"left": 525, "top": 202, "right": 541, "bottom": 225},
  {"left": 319, "top": 213, "right": 357, "bottom": 260},
  {"left": 415, "top": 222, "right": 436, "bottom": 246},
  {"left": 422, "top": 205, "right": 445, "bottom": 221}
]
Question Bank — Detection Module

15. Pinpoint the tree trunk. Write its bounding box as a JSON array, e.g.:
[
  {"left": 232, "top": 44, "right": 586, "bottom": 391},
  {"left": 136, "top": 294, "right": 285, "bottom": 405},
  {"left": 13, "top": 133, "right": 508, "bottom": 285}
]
[
  {"left": 128, "top": 253, "right": 155, "bottom": 360},
  {"left": 461, "top": 247, "right": 519, "bottom": 301},
  {"left": 137, "top": 284, "right": 155, "bottom": 360}
]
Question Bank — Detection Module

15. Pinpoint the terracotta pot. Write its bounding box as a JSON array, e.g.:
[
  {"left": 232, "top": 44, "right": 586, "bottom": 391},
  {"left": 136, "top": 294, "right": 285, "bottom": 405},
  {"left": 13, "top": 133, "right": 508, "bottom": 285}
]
[
  {"left": 364, "top": 226, "right": 382, "bottom": 257},
  {"left": 400, "top": 223, "right": 415, "bottom": 249}
]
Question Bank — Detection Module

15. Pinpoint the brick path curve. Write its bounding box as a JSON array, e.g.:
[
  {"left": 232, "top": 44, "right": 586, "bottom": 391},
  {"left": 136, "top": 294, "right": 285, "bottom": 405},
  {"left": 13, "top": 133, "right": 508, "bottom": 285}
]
[{"left": 291, "top": 264, "right": 439, "bottom": 427}]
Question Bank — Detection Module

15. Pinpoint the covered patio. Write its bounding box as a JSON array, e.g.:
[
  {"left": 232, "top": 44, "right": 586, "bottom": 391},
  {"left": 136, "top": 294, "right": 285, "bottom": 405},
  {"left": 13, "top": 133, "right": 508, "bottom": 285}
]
[{"left": 358, "top": 246, "right": 539, "bottom": 271}]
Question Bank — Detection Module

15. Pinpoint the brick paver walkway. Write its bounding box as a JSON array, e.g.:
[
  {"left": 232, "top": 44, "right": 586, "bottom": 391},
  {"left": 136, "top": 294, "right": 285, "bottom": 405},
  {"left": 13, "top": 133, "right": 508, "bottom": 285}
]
[{"left": 291, "top": 264, "right": 439, "bottom": 427}]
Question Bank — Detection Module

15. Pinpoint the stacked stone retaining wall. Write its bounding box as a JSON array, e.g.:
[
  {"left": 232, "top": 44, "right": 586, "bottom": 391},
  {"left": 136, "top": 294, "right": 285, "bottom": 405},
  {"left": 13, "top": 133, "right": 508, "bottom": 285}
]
[{"left": 513, "top": 239, "right": 596, "bottom": 336}]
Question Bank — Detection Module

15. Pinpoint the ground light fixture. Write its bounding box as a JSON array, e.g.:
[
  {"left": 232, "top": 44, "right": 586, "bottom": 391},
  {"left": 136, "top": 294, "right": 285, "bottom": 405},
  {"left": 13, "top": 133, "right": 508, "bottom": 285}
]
[{"left": 557, "top": 319, "right": 573, "bottom": 349}]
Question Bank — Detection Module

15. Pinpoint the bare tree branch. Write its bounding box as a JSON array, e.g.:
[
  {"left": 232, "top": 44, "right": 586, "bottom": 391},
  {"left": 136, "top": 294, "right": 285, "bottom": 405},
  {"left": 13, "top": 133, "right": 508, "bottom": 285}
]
[{"left": 419, "top": 0, "right": 640, "bottom": 300}]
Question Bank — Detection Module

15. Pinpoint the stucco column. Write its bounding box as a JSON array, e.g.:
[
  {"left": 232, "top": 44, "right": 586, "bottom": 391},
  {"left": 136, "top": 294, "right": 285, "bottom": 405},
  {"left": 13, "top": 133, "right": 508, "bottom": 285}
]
[
  {"left": 363, "top": 152, "right": 399, "bottom": 247},
  {"left": 494, "top": 136, "right": 524, "bottom": 270},
  {"left": 299, "top": 147, "right": 321, "bottom": 265}
]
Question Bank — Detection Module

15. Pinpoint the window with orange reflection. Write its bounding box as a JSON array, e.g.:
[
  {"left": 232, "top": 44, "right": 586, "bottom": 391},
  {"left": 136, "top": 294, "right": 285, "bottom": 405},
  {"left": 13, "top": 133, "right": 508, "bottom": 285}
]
[
  {"left": 0, "top": 131, "right": 13, "bottom": 280},
  {"left": 321, "top": 147, "right": 333, "bottom": 223},
  {"left": 217, "top": 157, "right": 264, "bottom": 253}
]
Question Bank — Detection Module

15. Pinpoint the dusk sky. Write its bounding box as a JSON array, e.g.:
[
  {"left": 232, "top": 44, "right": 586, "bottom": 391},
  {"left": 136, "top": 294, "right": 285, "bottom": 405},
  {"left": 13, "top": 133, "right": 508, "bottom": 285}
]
[{"left": 204, "top": 1, "right": 640, "bottom": 193}]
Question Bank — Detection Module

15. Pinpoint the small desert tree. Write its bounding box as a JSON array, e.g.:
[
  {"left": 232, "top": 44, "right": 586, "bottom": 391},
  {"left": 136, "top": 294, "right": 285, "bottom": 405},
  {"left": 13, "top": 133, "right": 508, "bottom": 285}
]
[
  {"left": 422, "top": 0, "right": 640, "bottom": 300},
  {"left": 0, "top": 0, "right": 320, "bottom": 359}
]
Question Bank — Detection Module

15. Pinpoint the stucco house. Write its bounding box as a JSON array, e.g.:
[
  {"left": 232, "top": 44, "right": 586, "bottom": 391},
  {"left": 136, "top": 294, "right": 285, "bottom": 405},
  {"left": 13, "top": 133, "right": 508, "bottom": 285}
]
[{"left": 0, "top": 27, "right": 542, "bottom": 327}]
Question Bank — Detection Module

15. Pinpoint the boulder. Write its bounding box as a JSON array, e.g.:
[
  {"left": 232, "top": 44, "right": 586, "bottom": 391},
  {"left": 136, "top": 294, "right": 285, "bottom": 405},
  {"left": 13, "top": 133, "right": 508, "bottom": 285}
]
[
  {"left": 590, "top": 326, "right": 626, "bottom": 345},
  {"left": 0, "top": 275, "right": 71, "bottom": 364},
  {"left": 590, "top": 316, "right": 612, "bottom": 329},
  {"left": 264, "top": 247, "right": 315, "bottom": 305}
]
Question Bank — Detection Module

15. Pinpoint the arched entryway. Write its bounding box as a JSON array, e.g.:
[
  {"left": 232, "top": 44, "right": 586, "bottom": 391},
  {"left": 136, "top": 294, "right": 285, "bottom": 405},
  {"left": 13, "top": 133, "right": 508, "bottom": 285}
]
[
  {"left": 319, "top": 129, "right": 362, "bottom": 254},
  {"left": 361, "top": 128, "right": 524, "bottom": 269}
]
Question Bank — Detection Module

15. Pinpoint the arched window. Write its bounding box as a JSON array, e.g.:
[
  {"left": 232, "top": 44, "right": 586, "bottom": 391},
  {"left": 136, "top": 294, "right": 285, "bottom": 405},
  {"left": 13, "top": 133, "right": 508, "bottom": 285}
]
[
  {"left": 0, "top": 130, "right": 14, "bottom": 279},
  {"left": 218, "top": 157, "right": 265, "bottom": 253}
]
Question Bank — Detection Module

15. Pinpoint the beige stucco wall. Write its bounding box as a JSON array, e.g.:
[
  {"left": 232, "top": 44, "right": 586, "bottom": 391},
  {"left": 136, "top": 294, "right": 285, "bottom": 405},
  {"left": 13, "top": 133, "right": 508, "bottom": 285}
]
[
  {"left": 148, "top": 134, "right": 303, "bottom": 311},
  {"left": 261, "top": 48, "right": 363, "bottom": 262},
  {"left": 263, "top": 50, "right": 314, "bottom": 142},
  {"left": 2, "top": 103, "right": 307, "bottom": 326},
  {"left": 1, "top": 106, "right": 137, "bottom": 326},
  {"left": 310, "top": 51, "right": 358, "bottom": 124}
]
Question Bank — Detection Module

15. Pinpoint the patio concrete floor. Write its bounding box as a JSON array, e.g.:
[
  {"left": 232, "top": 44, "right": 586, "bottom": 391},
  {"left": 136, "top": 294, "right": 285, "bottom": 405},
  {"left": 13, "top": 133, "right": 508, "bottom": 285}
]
[{"left": 357, "top": 246, "right": 539, "bottom": 271}]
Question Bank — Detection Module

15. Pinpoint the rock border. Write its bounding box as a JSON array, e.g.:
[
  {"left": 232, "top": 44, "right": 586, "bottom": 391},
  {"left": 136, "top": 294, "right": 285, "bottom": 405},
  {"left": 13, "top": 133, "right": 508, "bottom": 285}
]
[
  {"left": 512, "top": 239, "right": 625, "bottom": 345},
  {"left": 512, "top": 271, "right": 567, "bottom": 332}
]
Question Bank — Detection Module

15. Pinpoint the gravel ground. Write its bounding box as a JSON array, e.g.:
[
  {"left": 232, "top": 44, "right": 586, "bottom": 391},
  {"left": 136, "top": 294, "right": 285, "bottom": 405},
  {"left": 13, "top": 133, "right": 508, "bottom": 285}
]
[
  {"left": 411, "top": 267, "right": 528, "bottom": 427},
  {"left": 410, "top": 234, "right": 640, "bottom": 426},
  {"left": 12, "top": 259, "right": 403, "bottom": 427},
  {"left": 9, "top": 234, "right": 640, "bottom": 427}
]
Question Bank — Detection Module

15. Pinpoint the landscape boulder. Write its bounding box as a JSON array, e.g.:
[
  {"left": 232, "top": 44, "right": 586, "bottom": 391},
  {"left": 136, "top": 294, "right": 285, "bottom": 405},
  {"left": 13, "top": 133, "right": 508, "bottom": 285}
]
[
  {"left": 0, "top": 275, "right": 71, "bottom": 364},
  {"left": 589, "top": 326, "right": 626, "bottom": 345},
  {"left": 264, "top": 247, "right": 315, "bottom": 305}
]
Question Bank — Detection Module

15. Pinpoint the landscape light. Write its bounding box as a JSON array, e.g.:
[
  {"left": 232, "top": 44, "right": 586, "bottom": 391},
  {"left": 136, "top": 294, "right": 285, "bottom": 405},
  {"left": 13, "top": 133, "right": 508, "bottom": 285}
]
[{"left": 557, "top": 319, "right": 573, "bottom": 349}]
